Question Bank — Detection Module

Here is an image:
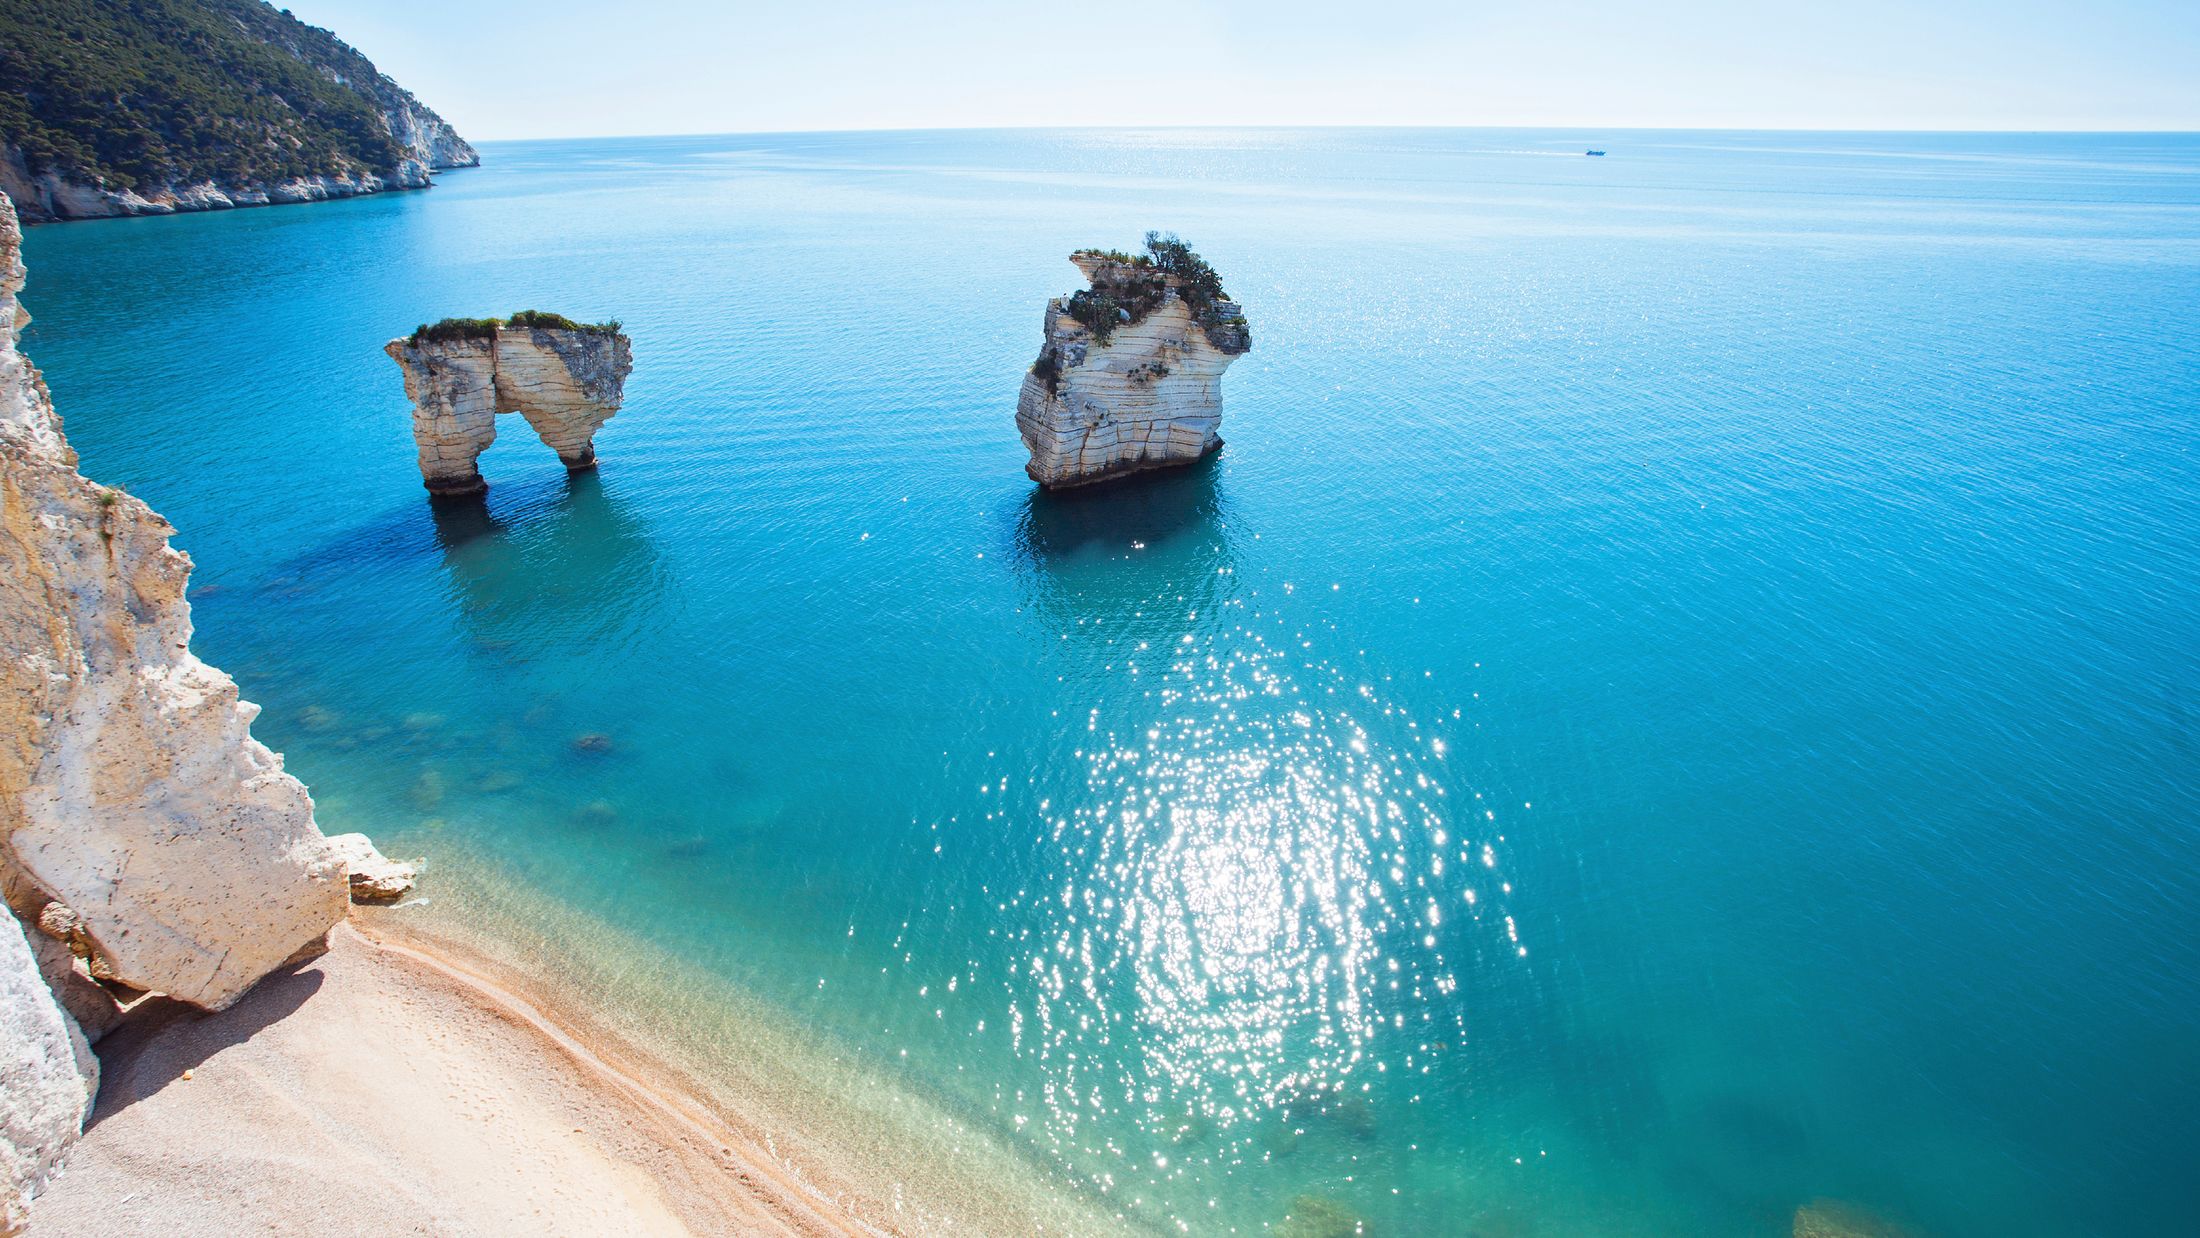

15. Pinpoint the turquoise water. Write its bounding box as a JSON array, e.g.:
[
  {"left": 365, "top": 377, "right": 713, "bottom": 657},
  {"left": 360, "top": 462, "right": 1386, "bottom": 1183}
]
[{"left": 21, "top": 129, "right": 2200, "bottom": 1235}]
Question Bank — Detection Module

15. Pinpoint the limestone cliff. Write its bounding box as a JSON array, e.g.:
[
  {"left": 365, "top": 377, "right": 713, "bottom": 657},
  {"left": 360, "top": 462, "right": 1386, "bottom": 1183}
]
[
  {"left": 0, "top": 198, "right": 349, "bottom": 1013},
  {"left": 387, "top": 318, "right": 634, "bottom": 496},
  {"left": 0, "top": 186, "right": 374, "bottom": 1227},
  {"left": 0, "top": 910, "right": 92, "bottom": 1236},
  {"left": 1016, "top": 237, "right": 1251, "bottom": 489}
]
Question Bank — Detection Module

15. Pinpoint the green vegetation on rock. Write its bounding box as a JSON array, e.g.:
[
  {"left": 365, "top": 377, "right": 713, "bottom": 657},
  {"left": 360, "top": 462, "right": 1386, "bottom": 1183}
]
[
  {"left": 407, "top": 318, "right": 503, "bottom": 346},
  {"left": 1032, "top": 232, "right": 1250, "bottom": 385},
  {"left": 506, "top": 309, "right": 622, "bottom": 334},
  {"left": 0, "top": 0, "right": 467, "bottom": 194},
  {"left": 408, "top": 312, "right": 623, "bottom": 346}
]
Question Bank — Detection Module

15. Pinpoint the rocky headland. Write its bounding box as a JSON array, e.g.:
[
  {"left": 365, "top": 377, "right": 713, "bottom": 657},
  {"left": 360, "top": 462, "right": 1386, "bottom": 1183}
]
[
  {"left": 386, "top": 314, "right": 634, "bottom": 496},
  {"left": 0, "top": 0, "right": 477, "bottom": 223},
  {"left": 1016, "top": 233, "right": 1251, "bottom": 489},
  {"left": 0, "top": 190, "right": 409, "bottom": 1232}
]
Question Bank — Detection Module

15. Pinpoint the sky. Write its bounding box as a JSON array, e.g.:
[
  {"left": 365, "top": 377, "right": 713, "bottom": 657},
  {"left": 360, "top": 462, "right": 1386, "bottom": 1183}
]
[{"left": 284, "top": 0, "right": 2200, "bottom": 139}]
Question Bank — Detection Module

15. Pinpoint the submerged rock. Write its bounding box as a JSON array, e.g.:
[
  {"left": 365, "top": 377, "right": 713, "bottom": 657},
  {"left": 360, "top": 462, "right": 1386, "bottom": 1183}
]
[
  {"left": 386, "top": 315, "right": 633, "bottom": 495},
  {"left": 323, "top": 833, "right": 420, "bottom": 903},
  {"left": 476, "top": 769, "right": 523, "bottom": 794},
  {"left": 409, "top": 769, "right": 446, "bottom": 811},
  {"left": 1016, "top": 234, "right": 1251, "bottom": 489},
  {"left": 1325, "top": 1094, "right": 1379, "bottom": 1140},
  {"left": 571, "top": 800, "right": 620, "bottom": 829},
  {"left": 1794, "top": 1199, "right": 1918, "bottom": 1238},
  {"left": 1275, "top": 1193, "right": 1369, "bottom": 1238}
]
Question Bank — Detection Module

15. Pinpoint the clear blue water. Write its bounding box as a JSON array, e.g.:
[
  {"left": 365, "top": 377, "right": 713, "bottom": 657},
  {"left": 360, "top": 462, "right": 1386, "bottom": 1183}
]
[{"left": 20, "top": 129, "right": 2200, "bottom": 1236}]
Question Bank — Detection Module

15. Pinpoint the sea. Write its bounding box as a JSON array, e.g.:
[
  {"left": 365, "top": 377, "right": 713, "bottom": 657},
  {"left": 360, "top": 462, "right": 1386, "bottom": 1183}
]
[{"left": 20, "top": 128, "right": 2200, "bottom": 1237}]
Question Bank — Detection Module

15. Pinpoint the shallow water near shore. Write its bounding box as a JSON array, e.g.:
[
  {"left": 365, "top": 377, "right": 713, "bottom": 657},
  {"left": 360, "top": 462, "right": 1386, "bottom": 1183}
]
[{"left": 22, "top": 129, "right": 2200, "bottom": 1235}]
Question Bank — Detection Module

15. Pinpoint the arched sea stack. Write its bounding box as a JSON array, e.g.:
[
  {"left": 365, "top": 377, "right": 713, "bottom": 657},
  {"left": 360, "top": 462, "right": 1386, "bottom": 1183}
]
[{"left": 386, "top": 312, "right": 633, "bottom": 496}]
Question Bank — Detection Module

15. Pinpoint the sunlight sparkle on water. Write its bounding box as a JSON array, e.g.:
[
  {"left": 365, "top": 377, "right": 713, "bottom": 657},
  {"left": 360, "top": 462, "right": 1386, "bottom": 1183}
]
[{"left": 1006, "top": 606, "right": 1527, "bottom": 1189}]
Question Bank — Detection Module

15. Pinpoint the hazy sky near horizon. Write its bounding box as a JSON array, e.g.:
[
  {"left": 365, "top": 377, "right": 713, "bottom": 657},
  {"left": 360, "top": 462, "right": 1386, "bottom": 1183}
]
[{"left": 285, "top": 0, "right": 2200, "bottom": 138}]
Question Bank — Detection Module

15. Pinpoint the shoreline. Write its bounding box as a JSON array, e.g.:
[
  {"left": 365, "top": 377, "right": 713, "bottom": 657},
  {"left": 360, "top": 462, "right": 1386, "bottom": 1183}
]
[
  {"left": 28, "top": 919, "right": 876, "bottom": 1237},
  {"left": 0, "top": 164, "right": 463, "bottom": 226},
  {"left": 330, "top": 847, "right": 1145, "bottom": 1237},
  {"left": 30, "top": 891, "right": 1137, "bottom": 1237},
  {"left": 349, "top": 920, "right": 879, "bottom": 1237}
]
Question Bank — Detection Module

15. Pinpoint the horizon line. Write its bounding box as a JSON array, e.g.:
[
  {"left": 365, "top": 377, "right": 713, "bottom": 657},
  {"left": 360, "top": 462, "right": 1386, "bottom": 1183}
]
[{"left": 458, "top": 122, "right": 2200, "bottom": 144}]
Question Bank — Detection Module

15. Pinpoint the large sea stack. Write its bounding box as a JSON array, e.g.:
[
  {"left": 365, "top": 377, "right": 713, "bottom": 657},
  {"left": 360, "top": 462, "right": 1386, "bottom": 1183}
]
[
  {"left": 386, "top": 315, "right": 634, "bottom": 496},
  {"left": 1016, "top": 233, "right": 1251, "bottom": 489},
  {"left": 0, "top": 190, "right": 399, "bottom": 1232}
]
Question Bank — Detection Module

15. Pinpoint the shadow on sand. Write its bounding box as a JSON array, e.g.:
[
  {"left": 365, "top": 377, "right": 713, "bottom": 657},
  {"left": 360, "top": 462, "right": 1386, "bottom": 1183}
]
[{"left": 85, "top": 957, "right": 324, "bottom": 1130}]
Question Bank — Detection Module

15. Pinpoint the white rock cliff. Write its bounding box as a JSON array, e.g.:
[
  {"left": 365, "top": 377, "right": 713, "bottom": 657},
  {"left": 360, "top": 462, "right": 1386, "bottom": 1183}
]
[
  {"left": 386, "top": 323, "right": 634, "bottom": 495},
  {"left": 1016, "top": 249, "right": 1252, "bottom": 489},
  {"left": 0, "top": 909, "right": 93, "bottom": 1235},
  {"left": 0, "top": 190, "right": 376, "bottom": 1229}
]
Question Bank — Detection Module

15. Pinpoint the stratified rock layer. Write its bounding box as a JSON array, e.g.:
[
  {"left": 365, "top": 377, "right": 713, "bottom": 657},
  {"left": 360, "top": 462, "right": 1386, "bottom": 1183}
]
[
  {"left": 386, "top": 326, "right": 633, "bottom": 495},
  {"left": 1016, "top": 252, "right": 1251, "bottom": 489}
]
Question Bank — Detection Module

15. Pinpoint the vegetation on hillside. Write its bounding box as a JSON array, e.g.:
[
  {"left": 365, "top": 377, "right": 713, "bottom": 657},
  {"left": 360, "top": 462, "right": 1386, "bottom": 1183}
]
[
  {"left": 1142, "top": 232, "right": 1234, "bottom": 326},
  {"left": 0, "top": 0, "right": 452, "bottom": 192}
]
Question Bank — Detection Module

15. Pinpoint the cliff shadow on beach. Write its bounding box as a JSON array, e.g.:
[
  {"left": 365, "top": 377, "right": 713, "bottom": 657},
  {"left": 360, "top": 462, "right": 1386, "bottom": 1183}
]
[{"left": 83, "top": 960, "right": 324, "bottom": 1130}]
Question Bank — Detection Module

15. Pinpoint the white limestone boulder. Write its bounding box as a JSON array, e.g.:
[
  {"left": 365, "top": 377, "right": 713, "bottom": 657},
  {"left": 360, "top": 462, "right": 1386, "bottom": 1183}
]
[
  {"left": 0, "top": 909, "right": 95, "bottom": 1236},
  {"left": 324, "top": 833, "right": 419, "bottom": 903}
]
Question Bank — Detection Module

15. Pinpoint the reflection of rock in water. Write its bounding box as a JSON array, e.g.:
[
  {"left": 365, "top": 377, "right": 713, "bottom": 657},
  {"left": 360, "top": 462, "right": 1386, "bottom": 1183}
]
[
  {"left": 429, "top": 470, "right": 664, "bottom": 651},
  {"left": 1008, "top": 455, "right": 1240, "bottom": 645},
  {"left": 1012, "top": 450, "right": 1226, "bottom": 565}
]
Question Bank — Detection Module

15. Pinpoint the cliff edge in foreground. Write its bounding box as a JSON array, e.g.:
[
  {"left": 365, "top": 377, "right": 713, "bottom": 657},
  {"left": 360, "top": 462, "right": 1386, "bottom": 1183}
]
[
  {"left": 387, "top": 314, "right": 634, "bottom": 496},
  {"left": 1016, "top": 233, "right": 1251, "bottom": 489},
  {"left": 0, "top": 190, "right": 384, "bottom": 1232},
  {"left": 0, "top": 0, "right": 477, "bottom": 222}
]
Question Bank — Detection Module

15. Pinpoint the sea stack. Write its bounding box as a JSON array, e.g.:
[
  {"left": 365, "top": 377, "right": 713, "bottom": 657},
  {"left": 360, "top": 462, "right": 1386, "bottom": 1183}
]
[
  {"left": 386, "top": 313, "right": 633, "bottom": 496},
  {"left": 0, "top": 190, "right": 399, "bottom": 1229},
  {"left": 1016, "top": 233, "right": 1251, "bottom": 489}
]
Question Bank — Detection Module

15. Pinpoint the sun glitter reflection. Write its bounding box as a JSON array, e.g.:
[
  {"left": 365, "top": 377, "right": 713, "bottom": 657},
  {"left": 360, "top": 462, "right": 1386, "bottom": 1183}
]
[{"left": 1009, "top": 615, "right": 1527, "bottom": 1179}]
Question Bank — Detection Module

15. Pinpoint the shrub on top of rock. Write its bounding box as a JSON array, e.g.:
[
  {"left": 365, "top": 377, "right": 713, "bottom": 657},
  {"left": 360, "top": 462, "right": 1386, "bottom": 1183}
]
[
  {"left": 1015, "top": 234, "right": 1253, "bottom": 488},
  {"left": 408, "top": 310, "right": 622, "bottom": 346}
]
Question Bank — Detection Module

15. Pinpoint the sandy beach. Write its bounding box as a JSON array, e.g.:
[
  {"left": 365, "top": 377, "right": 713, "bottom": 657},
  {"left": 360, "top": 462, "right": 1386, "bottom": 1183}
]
[{"left": 27, "top": 922, "right": 870, "bottom": 1238}]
